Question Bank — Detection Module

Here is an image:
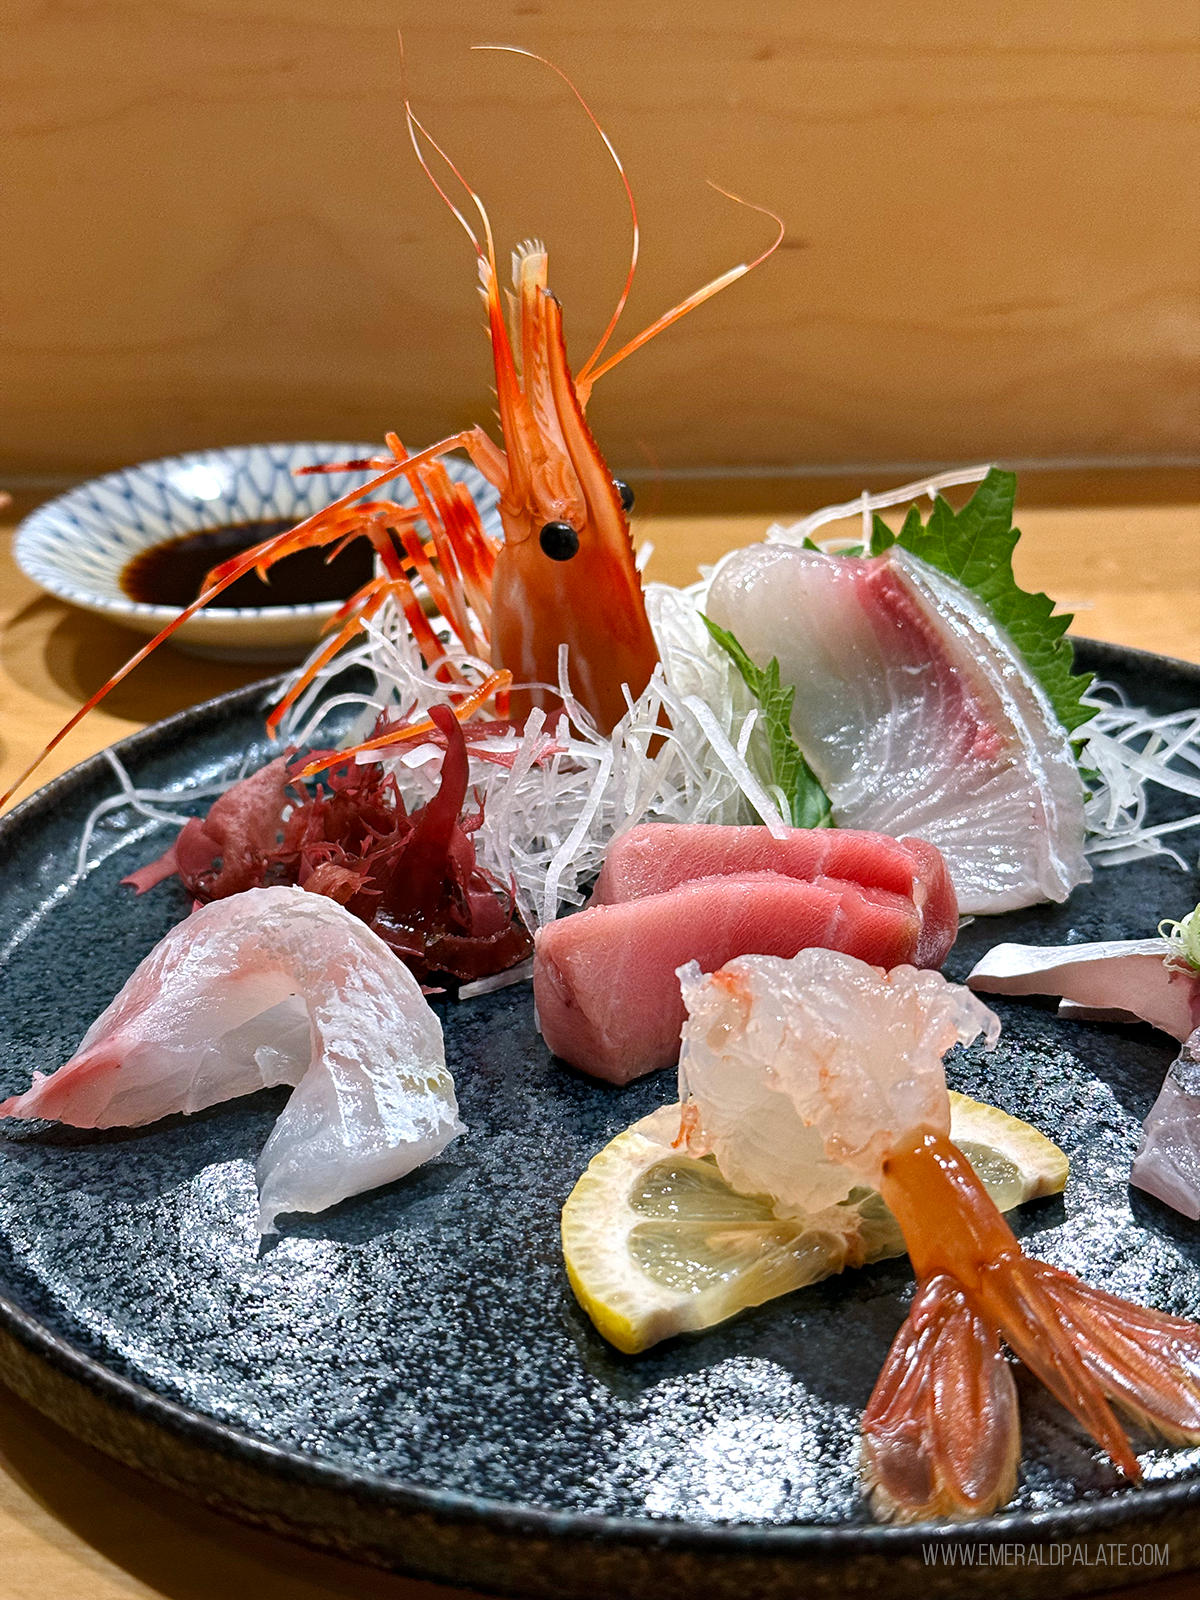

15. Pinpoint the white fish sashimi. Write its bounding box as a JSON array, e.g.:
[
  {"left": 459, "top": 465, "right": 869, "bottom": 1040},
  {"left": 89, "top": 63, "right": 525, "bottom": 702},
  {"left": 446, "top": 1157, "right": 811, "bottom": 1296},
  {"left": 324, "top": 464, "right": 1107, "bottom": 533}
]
[
  {"left": 969, "top": 938, "right": 1200, "bottom": 1219},
  {"left": 967, "top": 939, "right": 1200, "bottom": 1043},
  {"left": 1132, "top": 1028, "right": 1200, "bottom": 1220},
  {"left": 705, "top": 543, "right": 1089, "bottom": 914},
  {"left": 0, "top": 887, "right": 463, "bottom": 1233}
]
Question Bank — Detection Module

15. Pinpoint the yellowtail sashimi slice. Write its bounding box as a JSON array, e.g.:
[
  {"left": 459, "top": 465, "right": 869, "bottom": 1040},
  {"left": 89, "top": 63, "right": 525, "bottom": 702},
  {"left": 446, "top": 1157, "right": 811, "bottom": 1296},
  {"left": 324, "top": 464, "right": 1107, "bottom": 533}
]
[
  {"left": 705, "top": 543, "right": 1089, "bottom": 913},
  {"left": 0, "top": 886, "right": 463, "bottom": 1234}
]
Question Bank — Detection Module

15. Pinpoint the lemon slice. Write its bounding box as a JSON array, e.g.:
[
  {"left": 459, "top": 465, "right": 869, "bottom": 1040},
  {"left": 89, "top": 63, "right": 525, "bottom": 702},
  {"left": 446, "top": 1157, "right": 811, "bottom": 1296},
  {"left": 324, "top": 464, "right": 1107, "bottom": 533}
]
[{"left": 561, "top": 1091, "right": 1068, "bottom": 1355}]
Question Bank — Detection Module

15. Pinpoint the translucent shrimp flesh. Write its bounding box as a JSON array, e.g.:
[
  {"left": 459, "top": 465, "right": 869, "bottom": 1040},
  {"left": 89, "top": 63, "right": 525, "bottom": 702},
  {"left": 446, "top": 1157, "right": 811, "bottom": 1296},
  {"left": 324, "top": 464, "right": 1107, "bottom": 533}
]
[{"left": 677, "top": 949, "right": 1200, "bottom": 1521}]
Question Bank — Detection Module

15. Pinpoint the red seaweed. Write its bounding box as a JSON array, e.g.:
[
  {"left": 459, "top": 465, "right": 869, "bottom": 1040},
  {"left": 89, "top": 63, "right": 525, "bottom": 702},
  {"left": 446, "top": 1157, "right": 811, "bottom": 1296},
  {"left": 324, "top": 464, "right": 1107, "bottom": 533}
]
[{"left": 123, "top": 713, "right": 532, "bottom": 984}]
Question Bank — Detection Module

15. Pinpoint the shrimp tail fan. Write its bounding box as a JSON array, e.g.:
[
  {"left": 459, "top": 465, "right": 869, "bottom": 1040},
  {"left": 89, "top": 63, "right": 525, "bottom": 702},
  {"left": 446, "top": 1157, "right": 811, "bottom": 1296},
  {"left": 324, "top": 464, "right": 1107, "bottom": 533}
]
[
  {"left": 985, "top": 1259, "right": 1200, "bottom": 1457},
  {"left": 862, "top": 1273, "right": 1021, "bottom": 1523},
  {"left": 866, "top": 1257, "right": 1200, "bottom": 1522}
]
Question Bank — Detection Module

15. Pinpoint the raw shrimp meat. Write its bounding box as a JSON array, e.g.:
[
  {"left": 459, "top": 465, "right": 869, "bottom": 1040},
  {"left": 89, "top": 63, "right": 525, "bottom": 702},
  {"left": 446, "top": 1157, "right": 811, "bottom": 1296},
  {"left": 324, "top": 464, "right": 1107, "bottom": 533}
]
[
  {"left": 0, "top": 887, "right": 463, "bottom": 1234},
  {"left": 677, "top": 950, "right": 1200, "bottom": 1521},
  {"left": 704, "top": 543, "right": 1089, "bottom": 914}
]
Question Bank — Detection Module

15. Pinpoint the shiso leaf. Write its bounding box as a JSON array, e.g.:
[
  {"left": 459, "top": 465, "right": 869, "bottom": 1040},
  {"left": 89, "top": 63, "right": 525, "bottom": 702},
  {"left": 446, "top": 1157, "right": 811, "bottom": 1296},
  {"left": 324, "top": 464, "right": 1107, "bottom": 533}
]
[
  {"left": 873, "top": 468, "right": 1094, "bottom": 734},
  {"left": 701, "top": 617, "right": 833, "bottom": 829}
]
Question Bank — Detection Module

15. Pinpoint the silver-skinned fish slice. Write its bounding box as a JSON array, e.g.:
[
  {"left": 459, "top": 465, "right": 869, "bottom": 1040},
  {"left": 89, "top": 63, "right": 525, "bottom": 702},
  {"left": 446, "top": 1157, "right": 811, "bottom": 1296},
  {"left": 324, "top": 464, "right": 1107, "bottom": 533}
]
[
  {"left": 967, "top": 938, "right": 1200, "bottom": 1042},
  {"left": 705, "top": 543, "right": 1089, "bottom": 914},
  {"left": 1132, "top": 1029, "right": 1200, "bottom": 1220},
  {"left": 0, "top": 886, "right": 463, "bottom": 1233}
]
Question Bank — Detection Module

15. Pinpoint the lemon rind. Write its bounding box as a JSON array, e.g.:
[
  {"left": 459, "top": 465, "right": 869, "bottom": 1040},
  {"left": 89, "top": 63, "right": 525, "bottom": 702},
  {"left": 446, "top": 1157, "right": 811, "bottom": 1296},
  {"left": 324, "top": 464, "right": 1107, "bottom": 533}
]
[{"left": 562, "top": 1096, "right": 1069, "bottom": 1355}]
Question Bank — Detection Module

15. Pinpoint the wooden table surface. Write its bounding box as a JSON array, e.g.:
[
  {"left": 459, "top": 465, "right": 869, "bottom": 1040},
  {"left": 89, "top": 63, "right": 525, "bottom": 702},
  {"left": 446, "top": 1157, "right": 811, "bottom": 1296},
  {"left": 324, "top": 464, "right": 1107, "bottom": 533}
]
[{"left": 1, "top": 473, "right": 1199, "bottom": 1598}]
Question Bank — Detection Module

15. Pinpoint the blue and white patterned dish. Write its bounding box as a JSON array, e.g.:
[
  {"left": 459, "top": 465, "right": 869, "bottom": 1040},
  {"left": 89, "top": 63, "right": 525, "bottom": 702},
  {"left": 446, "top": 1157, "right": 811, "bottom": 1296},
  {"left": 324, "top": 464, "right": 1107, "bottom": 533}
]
[{"left": 15, "top": 443, "right": 500, "bottom": 663}]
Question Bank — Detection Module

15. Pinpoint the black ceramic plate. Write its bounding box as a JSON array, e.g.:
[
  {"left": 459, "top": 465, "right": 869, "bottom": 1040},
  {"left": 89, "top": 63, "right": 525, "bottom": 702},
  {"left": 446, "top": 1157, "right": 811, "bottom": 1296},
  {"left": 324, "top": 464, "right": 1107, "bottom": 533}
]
[{"left": 2, "top": 639, "right": 1200, "bottom": 1600}]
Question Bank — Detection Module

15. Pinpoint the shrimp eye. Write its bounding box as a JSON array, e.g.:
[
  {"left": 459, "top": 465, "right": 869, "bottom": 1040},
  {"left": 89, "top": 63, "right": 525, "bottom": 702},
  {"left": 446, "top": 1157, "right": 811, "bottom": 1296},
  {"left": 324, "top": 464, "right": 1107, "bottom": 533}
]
[
  {"left": 539, "top": 521, "right": 580, "bottom": 561},
  {"left": 614, "top": 478, "right": 635, "bottom": 513}
]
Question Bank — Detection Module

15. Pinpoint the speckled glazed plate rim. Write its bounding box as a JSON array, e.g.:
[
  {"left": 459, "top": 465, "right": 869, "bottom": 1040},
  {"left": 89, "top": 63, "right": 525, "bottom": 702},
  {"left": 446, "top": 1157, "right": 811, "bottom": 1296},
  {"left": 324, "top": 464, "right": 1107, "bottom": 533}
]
[
  {"left": 2, "top": 640, "right": 1200, "bottom": 1595},
  {"left": 5, "top": 1269, "right": 1200, "bottom": 1554}
]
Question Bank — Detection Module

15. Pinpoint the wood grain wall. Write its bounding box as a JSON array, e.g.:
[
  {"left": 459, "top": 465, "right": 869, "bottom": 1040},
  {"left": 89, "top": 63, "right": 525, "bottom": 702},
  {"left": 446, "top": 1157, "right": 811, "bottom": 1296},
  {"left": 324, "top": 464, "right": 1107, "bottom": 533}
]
[{"left": 2, "top": 1, "right": 1197, "bottom": 478}]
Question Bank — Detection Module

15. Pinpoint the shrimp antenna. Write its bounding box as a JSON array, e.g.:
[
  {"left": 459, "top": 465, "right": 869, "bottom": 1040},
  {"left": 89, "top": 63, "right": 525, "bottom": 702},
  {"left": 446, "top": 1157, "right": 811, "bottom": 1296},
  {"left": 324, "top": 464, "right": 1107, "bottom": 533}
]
[
  {"left": 471, "top": 45, "right": 639, "bottom": 387},
  {"left": 0, "top": 435, "right": 470, "bottom": 811},
  {"left": 399, "top": 37, "right": 487, "bottom": 264},
  {"left": 583, "top": 184, "right": 785, "bottom": 391},
  {"left": 399, "top": 39, "right": 537, "bottom": 505}
]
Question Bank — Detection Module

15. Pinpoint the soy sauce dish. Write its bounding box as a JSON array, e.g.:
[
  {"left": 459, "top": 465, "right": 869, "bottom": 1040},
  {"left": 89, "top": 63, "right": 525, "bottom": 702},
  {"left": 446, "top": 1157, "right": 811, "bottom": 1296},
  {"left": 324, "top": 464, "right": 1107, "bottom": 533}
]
[{"left": 14, "top": 443, "right": 500, "bottom": 663}]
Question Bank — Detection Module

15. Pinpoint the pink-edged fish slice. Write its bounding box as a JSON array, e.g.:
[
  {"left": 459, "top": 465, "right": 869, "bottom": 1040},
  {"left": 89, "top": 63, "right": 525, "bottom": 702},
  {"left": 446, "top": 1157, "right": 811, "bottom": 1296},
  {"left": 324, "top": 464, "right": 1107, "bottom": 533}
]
[
  {"left": 705, "top": 543, "right": 1090, "bottom": 915},
  {"left": 535, "top": 871, "right": 924, "bottom": 1085},
  {"left": 590, "top": 823, "right": 958, "bottom": 968},
  {"left": 966, "top": 940, "right": 1200, "bottom": 1044},
  {"left": 0, "top": 886, "right": 463, "bottom": 1234}
]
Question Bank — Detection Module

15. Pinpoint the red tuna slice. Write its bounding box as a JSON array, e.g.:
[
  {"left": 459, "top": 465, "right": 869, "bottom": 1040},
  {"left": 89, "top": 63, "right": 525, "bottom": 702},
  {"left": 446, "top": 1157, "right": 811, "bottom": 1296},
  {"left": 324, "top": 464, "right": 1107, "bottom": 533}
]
[
  {"left": 590, "top": 824, "right": 957, "bottom": 969},
  {"left": 534, "top": 872, "right": 922, "bottom": 1084},
  {"left": 705, "top": 544, "right": 1089, "bottom": 915}
]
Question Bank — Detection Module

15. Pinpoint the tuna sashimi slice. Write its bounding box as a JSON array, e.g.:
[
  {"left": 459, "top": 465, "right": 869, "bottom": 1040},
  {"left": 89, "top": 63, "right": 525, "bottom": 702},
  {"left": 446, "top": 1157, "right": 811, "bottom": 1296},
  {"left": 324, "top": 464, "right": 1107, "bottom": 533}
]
[
  {"left": 705, "top": 543, "right": 1089, "bottom": 914},
  {"left": 591, "top": 824, "right": 958, "bottom": 968},
  {"left": 0, "top": 886, "right": 463, "bottom": 1233},
  {"left": 1132, "top": 1028, "right": 1200, "bottom": 1220},
  {"left": 967, "top": 940, "right": 1200, "bottom": 1044},
  {"left": 534, "top": 872, "right": 923, "bottom": 1084}
]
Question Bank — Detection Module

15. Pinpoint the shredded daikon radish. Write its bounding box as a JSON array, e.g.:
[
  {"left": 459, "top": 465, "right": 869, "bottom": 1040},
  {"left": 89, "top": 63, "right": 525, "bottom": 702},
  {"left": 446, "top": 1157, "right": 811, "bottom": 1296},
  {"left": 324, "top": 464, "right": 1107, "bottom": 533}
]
[
  {"left": 75, "top": 472, "right": 1200, "bottom": 924},
  {"left": 1076, "top": 685, "right": 1200, "bottom": 869},
  {"left": 76, "top": 749, "right": 256, "bottom": 879},
  {"left": 458, "top": 956, "right": 536, "bottom": 1000},
  {"left": 74, "top": 583, "right": 776, "bottom": 930},
  {"left": 765, "top": 465, "right": 994, "bottom": 549},
  {"left": 323, "top": 586, "right": 784, "bottom": 929}
]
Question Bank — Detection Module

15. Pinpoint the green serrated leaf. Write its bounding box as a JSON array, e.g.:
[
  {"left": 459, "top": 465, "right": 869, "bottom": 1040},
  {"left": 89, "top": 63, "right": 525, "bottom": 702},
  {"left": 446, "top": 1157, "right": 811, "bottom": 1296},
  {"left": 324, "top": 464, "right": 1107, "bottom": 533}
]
[
  {"left": 886, "top": 468, "right": 1094, "bottom": 734},
  {"left": 701, "top": 616, "right": 834, "bottom": 829},
  {"left": 870, "top": 513, "right": 896, "bottom": 553}
]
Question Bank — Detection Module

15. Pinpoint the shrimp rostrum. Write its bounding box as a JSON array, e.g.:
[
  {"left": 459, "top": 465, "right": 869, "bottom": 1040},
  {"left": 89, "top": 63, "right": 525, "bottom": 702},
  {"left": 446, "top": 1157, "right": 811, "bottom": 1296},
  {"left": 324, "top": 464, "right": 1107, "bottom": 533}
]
[
  {"left": 677, "top": 949, "right": 1200, "bottom": 1522},
  {"left": 2, "top": 49, "right": 781, "bottom": 810}
]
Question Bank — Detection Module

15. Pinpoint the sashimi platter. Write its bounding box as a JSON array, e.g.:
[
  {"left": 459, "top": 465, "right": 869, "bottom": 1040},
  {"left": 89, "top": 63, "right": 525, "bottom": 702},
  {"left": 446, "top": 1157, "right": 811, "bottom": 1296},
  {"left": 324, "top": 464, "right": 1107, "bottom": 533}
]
[{"left": 4, "top": 84, "right": 1200, "bottom": 1596}]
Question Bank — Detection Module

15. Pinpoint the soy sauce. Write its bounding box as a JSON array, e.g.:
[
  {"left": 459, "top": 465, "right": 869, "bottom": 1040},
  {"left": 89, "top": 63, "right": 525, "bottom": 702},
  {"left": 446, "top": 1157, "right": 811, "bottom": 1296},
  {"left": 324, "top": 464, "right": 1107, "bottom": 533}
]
[{"left": 121, "top": 519, "right": 375, "bottom": 609}]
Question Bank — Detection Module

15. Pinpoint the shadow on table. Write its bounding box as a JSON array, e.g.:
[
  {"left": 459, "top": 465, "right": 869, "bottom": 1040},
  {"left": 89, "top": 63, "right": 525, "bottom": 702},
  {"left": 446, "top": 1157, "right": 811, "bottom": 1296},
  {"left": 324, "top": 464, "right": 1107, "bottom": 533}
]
[
  {"left": 1, "top": 595, "right": 277, "bottom": 723},
  {"left": 0, "top": 1382, "right": 473, "bottom": 1600}
]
